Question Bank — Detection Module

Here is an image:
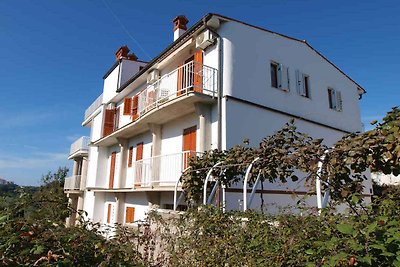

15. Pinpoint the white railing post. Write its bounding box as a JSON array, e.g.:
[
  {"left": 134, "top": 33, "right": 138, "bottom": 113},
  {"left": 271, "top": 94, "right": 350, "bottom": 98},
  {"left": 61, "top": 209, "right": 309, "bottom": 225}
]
[
  {"left": 243, "top": 157, "right": 260, "bottom": 211},
  {"left": 203, "top": 162, "right": 223, "bottom": 205}
]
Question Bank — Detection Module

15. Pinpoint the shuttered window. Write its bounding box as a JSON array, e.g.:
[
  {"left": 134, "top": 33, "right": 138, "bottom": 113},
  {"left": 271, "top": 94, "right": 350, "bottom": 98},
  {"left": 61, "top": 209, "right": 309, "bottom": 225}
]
[
  {"left": 296, "top": 70, "right": 310, "bottom": 98},
  {"left": 109, "top": 152, "right": 116, "bottom": 189},
  {"left": 134, "top": 142, "right": 144, "bottom": 186},
  {"left": 328, "top": 88, "right": 342, "bottom": 111},
  {"left": 271, "top": 62, "right": 278, "bottom": 88},
  {"left": 114, "top": 107, "right": 120, "bottom": 130},
  {"left": 193, "top": 50, "right": 203, "bottom": 92},
  {"left": 271, "top": 61, "right": 289, "bottom": 91},
  {"left": 128, "top": 146, "right": 133, "bottom": 167},
  {"left": 125, "top": 207, "right": 135, "bottom": 223},
  {"left": 103, "top": 109, "right": 115, "bottom": 137},
  {"left": 123, "top": 97, "right": 133, "bottom": 115},
  {"left": 132, "top": 95, "right": 139, "bottom": 121}
]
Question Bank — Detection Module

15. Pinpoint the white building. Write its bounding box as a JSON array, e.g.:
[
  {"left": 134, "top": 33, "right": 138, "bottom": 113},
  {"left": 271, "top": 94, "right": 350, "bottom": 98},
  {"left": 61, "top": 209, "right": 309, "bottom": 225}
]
[
  {"left": 64, "top": 13, "right": 372, "bottom": 226},
  {"left": 371, "top": 173, "right": 400, "bottom": 186}
]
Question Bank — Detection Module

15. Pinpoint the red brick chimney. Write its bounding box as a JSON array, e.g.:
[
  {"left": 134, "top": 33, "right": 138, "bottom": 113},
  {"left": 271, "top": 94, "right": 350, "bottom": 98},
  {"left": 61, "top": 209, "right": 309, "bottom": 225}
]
[
  {"left": 173, "top": 15, "right": 189, "bottom": 41},
  {"left": 115, "top": 45, "right": 130, "bottom": 61}
]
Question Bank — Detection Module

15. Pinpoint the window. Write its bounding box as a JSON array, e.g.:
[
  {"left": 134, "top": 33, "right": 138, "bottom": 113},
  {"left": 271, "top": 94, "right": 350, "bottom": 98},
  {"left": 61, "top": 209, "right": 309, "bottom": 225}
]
[
  {"left": 271, "top": 61, "right": 289, "bottom": 91},
  {"left": 270, "top": 62, "right": 278, "bottom": 88},
  {"left": 128, "top": 146, "right": 133, "bottom": 167},
  {"left": 296, "top": 70, "right": 310, "bottom": 98},
  {"left": 114, "top": 107, "right": 120, "bottom": 130},
  {"left": 328, "top": 88, "right": 342, "bottom": 111}
]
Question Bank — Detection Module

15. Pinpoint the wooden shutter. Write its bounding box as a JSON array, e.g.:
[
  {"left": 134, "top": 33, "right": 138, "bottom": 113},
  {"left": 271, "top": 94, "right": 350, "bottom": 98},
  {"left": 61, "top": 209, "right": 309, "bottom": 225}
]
[
  {"left": 128, "top": 146, "right": 133, "bottom": 167},
  {"left": 295, "top": 70, "right": 303, "bottom": 95},
  {"left": 134, "top": 142, "right": 144, "bottom": 186},
  {"left": 103, "top": 109, "right": 115, "bottom": 137},
  {"left": 107, "top": 203, "right": 112, "bottom": 224},
  {"left": 123, "top": 97, "right": 133, "bottom": 115},
  {"left": 177, "top": 64, "right": 183, "bottom": 96},
  {"left": 132, "top": 95, "right": 139, "bottom": 121},
  {"left": 336, "top": 91, "right": 343, "bottom": 111},
  {"left": 183, "top": 126, "right": 197, "bottom": 169},
  {"left": 125, "top": 207, "right": 135, "bottom": 223},
  {"left": 279, "top": 64, "right": 290, "bottom": 91},
  {"left": 193, "top": 50, "right": 203, "bottom": 93},
  {"left": 109, "top": 152, "right": 116, "bottom": 189}
]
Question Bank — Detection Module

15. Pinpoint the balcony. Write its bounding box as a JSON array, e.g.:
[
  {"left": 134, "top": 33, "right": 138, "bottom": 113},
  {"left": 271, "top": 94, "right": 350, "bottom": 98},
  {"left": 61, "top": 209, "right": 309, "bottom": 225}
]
[
  {"left": 84, "top": 93, "right": 103, "bottom": 123},
  {"left": 69, "top": 136, "right": 90, "bottom": 159},
  {"left": 133, "top": 151, "right": 202, "bottom": 188},
  {"left": 64, "top": 175, "right": 85, "bottom": 192},
  {"left": 94, "top": 62, "right": 218, "bottom": 147},
  {"left": 137, "top": 61, "right": 217, "bottom": 118}
]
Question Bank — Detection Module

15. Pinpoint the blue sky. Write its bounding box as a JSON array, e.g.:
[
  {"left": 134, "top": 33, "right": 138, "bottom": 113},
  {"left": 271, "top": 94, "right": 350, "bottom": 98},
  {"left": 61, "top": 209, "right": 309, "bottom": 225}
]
[{"left": 0, "top": 0, "right": 399, "bottom": 186}]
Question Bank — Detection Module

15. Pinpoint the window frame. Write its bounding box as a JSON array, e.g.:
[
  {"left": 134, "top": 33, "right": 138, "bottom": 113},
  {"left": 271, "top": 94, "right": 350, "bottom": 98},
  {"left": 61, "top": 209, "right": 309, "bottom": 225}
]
[{"left": 270, "top": 61, "right": 279, "bottom": 89}]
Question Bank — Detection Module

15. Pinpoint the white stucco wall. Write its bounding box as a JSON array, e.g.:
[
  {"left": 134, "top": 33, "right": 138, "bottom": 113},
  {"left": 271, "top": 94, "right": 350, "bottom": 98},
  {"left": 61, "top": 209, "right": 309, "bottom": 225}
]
[
  {"left": 218, "top": 20, "right": 363, "bottom": 133},
  {"left": 125, "top": 192, "right": 149, "bottom": 222},
  {"left": 161, "top": 114, "right": 198, "bottom": 155}
]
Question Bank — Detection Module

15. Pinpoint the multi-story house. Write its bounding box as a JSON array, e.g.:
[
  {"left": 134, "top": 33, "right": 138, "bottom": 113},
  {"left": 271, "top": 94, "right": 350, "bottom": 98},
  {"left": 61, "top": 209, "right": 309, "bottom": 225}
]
[{"left": 64, "top": 13, "right": 372, "bottom": 226}]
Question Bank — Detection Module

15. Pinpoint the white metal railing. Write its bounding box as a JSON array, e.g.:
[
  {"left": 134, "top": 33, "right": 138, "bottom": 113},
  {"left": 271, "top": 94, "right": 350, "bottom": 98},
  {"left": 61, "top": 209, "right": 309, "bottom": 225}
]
[
  {"left": 64, "top": 175, "right": 84, "bottom": 191},
  {"left": 133, "top": 151, "right": 202, "bottom": 187},
  {"left": 84, "top": 93, "right": 103, "bottom": 121},
  {"left": 138, "top": 61, "right": 218, "bottom": 117},
  {"left": 69, "top": 136, "right": 90, "bottom": 156}
]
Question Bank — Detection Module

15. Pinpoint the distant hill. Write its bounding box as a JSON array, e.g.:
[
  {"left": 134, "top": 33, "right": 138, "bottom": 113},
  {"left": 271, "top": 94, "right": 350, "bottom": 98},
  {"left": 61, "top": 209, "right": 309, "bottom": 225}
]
[{"left": 0, "top": 178, "right": 12, "bottom": 185}]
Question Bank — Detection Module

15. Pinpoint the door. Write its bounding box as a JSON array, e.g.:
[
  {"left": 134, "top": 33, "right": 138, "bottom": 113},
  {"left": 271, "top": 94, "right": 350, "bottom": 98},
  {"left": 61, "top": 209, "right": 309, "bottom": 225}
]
[
  {"left": 182, "top": 126, "right": 197, "bottom": 169},
  {"left": 109, "top": 152, "right": 116, "bottom": 189},
  {"left": 134, "top": 142, "right": 144, "bottom": 186}
]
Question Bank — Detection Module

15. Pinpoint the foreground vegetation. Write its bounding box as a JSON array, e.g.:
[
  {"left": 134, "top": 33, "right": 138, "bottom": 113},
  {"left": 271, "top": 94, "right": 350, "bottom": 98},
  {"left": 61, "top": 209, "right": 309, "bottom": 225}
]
[{"left": 0, "top": 107, "right": 399, "bottom": 266}]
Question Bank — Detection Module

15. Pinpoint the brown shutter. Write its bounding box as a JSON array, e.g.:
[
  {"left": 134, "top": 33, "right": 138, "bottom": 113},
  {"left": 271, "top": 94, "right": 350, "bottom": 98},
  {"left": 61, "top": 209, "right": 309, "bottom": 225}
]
[
  {"left": 132, "top": 95, "right": 139, "bottom": 121},
  {"left": 103, "top": 109, "right": 115, "bottom": 137},
  {"left": 134, "top": 142, "right": 144, "bottom": 186},
  {"left": 183, "top": 126, "right": 197, "bottom": 168},
  {"left": 109, "top": 152, "right": 116, "bottom": 189},
  {"left": 177, "top": 64, "right": 183, "bottom": 96},
  {"left": 193, "top": 50, "right": 203, "bottom": 93},
  {"left": 123, "top": 97, "right": 133, "bottom": 115},
  {"left": 128, "top": 146, "right": 133, "bottom": 167},
  {"left": 125, "top": 207, "right": 135, "bottom": 223},
  {"left": 107, "top": 203, "right": 112, "bottom": 224}
]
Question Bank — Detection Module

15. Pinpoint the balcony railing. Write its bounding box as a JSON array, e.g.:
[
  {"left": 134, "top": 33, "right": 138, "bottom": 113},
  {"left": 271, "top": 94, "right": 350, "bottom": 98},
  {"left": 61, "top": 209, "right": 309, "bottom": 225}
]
[
  {"left": 69, "top": 136, "right": 90, "bottom": 157},
  {"left": 133, "top": 151, "right": 202, "bottom": 187},
  {"left": 64, "top": 175, "right": 85, "bottom": 191},
  {"left": 138, "top": 61, "right": 217, "bottom": 118},
  {"left": 84, "top": 93, "right": 103, "bottom": 121}
]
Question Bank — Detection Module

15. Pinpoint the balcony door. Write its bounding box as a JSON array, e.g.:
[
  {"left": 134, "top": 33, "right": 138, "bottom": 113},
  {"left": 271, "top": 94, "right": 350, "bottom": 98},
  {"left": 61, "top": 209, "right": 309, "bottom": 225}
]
[
  {"left": 109, "top": 152, "right": 116, "bottom": 189},
  {"left": 177, "top": 50, "right": 203, "bottom": 96},
  {"left": 134, "top": 142, "right": 144, "bottom": 186},
  {"left": 183, "top": 126, "right": 197, "bottom": 169}
]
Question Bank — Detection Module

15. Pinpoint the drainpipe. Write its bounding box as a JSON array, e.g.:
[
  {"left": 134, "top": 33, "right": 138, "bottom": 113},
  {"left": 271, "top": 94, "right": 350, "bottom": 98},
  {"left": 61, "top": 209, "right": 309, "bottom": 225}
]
[{"left": 203, "top": 18, "right": 223, "bottom": 151}]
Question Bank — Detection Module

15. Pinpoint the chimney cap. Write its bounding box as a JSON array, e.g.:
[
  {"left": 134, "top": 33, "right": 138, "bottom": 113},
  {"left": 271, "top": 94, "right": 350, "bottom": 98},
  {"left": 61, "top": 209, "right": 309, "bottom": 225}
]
[{"left": 173, "top": 15, "right": 189, "bottom": 31}]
